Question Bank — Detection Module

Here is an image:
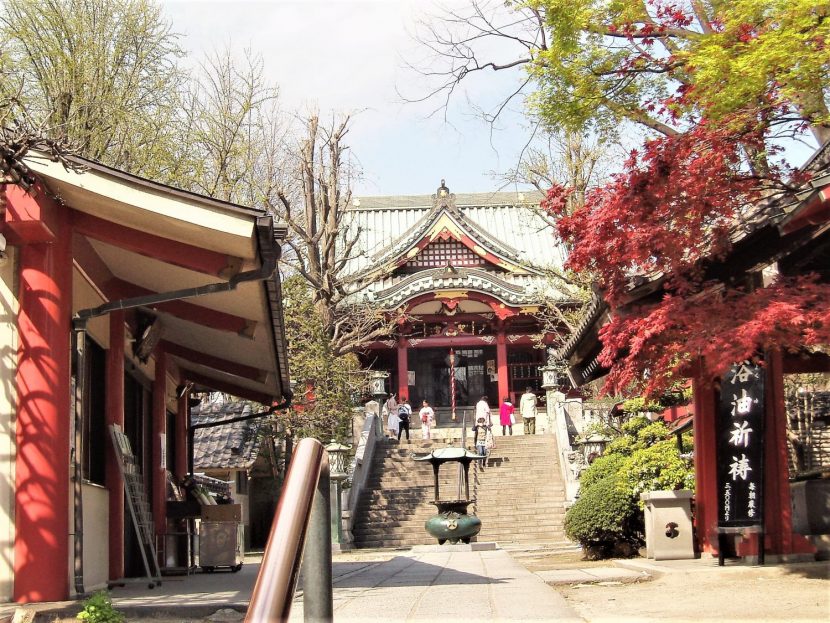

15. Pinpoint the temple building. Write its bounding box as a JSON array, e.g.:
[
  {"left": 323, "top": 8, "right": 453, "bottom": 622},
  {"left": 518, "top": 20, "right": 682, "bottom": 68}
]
[{"left": 344, "top": 182, "right": 571, "bottom": 420}]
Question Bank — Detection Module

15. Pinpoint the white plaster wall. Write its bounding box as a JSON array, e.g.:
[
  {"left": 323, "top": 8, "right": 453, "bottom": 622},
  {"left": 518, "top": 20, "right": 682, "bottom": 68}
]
[
  {"left": 81, "top": 484, "right": 109, "bottom": 592},
  {"left": 0, "top": 247, "right": 18, "bottom": 602}
]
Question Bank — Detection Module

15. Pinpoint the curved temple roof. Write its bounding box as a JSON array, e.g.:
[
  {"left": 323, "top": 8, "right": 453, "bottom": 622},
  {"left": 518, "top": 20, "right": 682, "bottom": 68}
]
[{"left": 342, "top": 186, "right": 570, "bottom": 307}]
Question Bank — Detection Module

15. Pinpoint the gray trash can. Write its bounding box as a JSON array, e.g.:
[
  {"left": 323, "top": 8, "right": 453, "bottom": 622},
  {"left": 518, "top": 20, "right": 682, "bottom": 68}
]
[{"left": 640, "top": 490, "right": 695, "bottom": 560}]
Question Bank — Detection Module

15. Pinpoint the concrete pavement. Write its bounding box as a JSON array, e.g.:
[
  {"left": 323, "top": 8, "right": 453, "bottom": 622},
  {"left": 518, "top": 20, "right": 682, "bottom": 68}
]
[
  {"left": 289, "top": 549, "right": 582, "bottom": 622},
  {"left": 2, "top": 549, "right": 825, "bottom": 621}
]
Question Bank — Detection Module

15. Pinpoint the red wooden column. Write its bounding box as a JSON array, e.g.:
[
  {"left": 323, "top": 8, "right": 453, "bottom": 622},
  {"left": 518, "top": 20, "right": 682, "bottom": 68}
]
[
  {"left": 397, "top": 337, "right": 409, "bottom": 401},
  {"left": 692, "top": 372, "right": 718, "bottom": 555},
  {"left": 105, "top": 310, "right": 126, "bottom": 581},
  {"left": 496, "top": 331, "right": 508, "bottom": 405},
  {"left": 739, "top": 349, "right": 814, "bottom": 557},
  {"left": 175, "top": 388, "right": 188, "bottom": 480},
  {"left": 152, "top": 349, "right": 167, "bottom": 537},
  {"left": 7, "top": 185, "right": 73, "bottom": 602}
]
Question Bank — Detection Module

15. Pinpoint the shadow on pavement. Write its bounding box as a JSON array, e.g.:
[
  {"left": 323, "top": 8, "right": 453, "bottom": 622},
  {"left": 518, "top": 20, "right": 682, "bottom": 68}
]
[{"left": 332, "top": 555, "right": 507, "bottom": 589}]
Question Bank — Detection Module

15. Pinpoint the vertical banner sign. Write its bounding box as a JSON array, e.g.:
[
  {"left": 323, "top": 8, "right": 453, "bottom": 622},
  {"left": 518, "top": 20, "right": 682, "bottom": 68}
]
[{"left": 717, "top": 362, "right": 765, "bottom": 527}]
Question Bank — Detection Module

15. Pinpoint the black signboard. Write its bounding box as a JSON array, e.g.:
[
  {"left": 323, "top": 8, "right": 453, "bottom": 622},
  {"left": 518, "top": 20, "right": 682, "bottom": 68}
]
[{"left": 716, "top": 362, "right": 765, "bottom": 528}]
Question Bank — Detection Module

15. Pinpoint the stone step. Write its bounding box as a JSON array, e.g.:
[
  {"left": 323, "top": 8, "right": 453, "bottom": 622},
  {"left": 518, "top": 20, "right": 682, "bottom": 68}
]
[
  {"left": 353, "top": 433, "right": 569, "bottom": 549},
  {"left": 354, "top": 520, "right": 566, "bottom": 533}
]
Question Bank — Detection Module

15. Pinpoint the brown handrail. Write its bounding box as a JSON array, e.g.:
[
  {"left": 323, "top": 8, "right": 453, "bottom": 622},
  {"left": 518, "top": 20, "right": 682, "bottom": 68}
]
[{"left": 246, "top": 438, "right": 331, "bottom": 622}]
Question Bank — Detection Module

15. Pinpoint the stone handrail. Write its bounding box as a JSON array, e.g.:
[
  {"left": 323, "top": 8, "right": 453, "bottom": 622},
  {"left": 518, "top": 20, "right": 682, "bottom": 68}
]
[
  {"left": 545, "top": 391, "right": 582, "bottom": 502},
  {"left": 340, "top": 402, "right": 382, "bottom": 547}
]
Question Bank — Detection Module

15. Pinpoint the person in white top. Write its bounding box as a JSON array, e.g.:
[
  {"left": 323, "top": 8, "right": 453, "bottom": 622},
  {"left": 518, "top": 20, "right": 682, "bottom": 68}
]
[
  {"left": 419, "top": 400, "right": 435, "bottom": 440},
  {"left": 385, "top": 393, "right": 399, "bottom": 439},
  {"left": 520, "top": 386, "right": 538, "bottom": 435},
  {"left": 475, "top": 395, "right": 491, "bottom": 427}
]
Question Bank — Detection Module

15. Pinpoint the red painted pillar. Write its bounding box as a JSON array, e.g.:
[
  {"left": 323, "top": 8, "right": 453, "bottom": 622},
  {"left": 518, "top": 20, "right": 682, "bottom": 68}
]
[
  {"left": 755, "top": 349, "right": 814, "bottom": 556},
  {"left": 175, "top": 388, "right": 188, "bottom": 480},
  {"left": 496, "top": 331, "right": 508, "bottom": 405},
  {"left": 105, "top": 311, "right": 125, "bottom": 581},
  {"left": 152, "top": 349, "right": 167, "bottom": 538},
  {"left": 397, "top": 337, "right": 408, "bottom": 401},
  {"left": 10, "top": 189, "right": 72, "bottom": 602},
  {"left": 692, "top": 372, "right": 719, "bottom": 555}
]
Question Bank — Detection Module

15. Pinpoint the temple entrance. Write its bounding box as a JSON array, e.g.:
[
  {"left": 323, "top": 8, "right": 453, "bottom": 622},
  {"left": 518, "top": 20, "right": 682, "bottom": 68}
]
[{"left": 407, "top": 347, "right": 498, "bottom": 422}]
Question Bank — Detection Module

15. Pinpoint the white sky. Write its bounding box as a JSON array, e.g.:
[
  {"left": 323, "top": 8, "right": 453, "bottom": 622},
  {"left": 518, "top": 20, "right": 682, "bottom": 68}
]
[{"left": 162, "top": 0, "right": 537, "bottom": 197}]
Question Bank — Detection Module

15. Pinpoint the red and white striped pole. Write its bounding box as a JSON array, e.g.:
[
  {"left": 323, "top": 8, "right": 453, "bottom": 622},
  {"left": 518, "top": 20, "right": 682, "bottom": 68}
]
[{"left": 449, "top": 348, "right": 456, "bottom": 421}]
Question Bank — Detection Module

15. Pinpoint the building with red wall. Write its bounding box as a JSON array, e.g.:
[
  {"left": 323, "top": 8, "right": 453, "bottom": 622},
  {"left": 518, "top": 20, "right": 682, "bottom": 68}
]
[
  {"left": 558, "top": 144, "right": 830, "bottom": 562},
  {"left": 344, "top": 182, "right": 572, "bottom": 421},
  {"left": 0, "top": 153, "right": 290, "bottom": 602}
]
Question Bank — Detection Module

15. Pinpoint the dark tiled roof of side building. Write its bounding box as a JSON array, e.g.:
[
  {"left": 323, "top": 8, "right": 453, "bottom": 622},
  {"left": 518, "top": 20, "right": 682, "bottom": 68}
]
[{"left": 192, "top": 400, "right": 264, "bottom": 470}]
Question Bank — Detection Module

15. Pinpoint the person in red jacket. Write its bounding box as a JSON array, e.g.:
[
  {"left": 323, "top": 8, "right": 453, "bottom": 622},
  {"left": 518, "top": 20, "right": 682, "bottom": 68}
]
[{"left": 499, "top": 396, "right": 515, "bottom": 436}]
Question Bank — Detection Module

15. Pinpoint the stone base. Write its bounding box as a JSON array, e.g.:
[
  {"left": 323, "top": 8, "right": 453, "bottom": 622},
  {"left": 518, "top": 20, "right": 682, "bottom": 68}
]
[
  {"left": 411, "top": 542, "right": 498, "bottom": 553},
  {"left": 332, "top": 542, "right": 354, "bottom": 553},
  {"left": 742, "top": 552, "right": 816, "bottom": 565}
]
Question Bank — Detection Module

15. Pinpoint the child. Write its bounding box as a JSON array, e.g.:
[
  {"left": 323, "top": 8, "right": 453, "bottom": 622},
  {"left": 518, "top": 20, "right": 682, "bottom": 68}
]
[
  {"left": 473, "top": 416, "right": 489, "bottom": 458},
  {"left": 499, "top": 396, "right": 515, "bottom": 436}
]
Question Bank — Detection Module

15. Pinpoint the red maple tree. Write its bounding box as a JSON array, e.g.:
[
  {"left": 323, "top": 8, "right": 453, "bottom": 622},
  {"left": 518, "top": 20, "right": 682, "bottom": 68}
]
[{"left": 543, "top": 122, "right": 830, "bottom": 397}]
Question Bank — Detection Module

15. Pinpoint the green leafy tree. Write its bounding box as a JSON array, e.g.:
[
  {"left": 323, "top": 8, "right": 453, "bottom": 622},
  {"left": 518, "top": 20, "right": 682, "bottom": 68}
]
[
  {"left": 0, "top": 0, "right": 185, "bottom": 176},
  {"left": 281, "top": 274, "right": 365, "bottom": 441},
  {"left": 413, "top": 1, "right": 830, "bottom": 142}
]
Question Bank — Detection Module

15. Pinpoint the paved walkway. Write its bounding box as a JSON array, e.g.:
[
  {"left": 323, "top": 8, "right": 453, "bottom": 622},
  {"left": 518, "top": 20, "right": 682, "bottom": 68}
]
[
  {"left": 289, "top": 550, "right": 581, "bottom": 622},
  {"left": 3, "top": 550, "right": 825, "bottom": 621},
  {"left": 0, "top": 550, "right": 582, "bottom": 621}
]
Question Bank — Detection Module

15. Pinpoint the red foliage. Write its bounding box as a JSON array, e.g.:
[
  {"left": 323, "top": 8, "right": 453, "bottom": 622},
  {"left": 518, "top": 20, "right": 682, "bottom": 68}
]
[
  {"left": 543, "top": 123, "right": 761, "bottom": 306},
  {"left": 598, "top": 276, "right": 830, "bottom": 396},
  {"left": 541, "top": 122, "right": 828, "bottom": 397}
]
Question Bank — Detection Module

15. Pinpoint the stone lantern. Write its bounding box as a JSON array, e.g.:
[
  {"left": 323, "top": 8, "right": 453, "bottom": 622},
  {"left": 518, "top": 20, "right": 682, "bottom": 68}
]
[
  {"left": 326, "top": 440, "right": 352, "bottom": 548},
  {"left": 368, "top": 370, "right": 389, "bottom": 436},
  {"left": 577, "top": 433, "right": 610, "bottom": 463}
]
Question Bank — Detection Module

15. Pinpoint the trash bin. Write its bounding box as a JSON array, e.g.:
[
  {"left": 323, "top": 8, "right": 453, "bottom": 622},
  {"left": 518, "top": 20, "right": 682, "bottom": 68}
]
[{"left": 640, "top": 490, "right": 695, "bottom": 560}]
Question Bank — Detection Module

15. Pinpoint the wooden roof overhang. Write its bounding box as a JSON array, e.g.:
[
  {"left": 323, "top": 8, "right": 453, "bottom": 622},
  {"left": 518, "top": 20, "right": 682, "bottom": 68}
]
[{"left": 18, "top": 154, "right": 291, "bottom": 404}]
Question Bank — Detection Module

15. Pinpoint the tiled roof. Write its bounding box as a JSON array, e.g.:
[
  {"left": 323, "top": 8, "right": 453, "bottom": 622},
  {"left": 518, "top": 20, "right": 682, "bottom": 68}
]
[
  {"left": 342, "top": 188, "right": 568, "bottom": 303},
  {"left": 192, "top": 399, "right": 265, "bottom": 470}
]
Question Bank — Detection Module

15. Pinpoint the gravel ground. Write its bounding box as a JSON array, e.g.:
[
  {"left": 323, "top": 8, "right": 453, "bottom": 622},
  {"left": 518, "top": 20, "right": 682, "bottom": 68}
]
[{"left": 519, "top": 550, "right": 829, "bottom": 623}]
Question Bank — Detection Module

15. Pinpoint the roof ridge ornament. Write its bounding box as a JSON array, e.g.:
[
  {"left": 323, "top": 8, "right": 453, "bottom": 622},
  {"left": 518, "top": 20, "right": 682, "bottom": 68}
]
[{"left": 433, "top": 179, "right": 459, "bottom": 214}]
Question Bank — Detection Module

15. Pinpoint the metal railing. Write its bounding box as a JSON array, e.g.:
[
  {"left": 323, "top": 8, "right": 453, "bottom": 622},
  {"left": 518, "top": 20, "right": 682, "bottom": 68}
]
[{"left": 246, "top": 438, "right": 332, "bottom": 623}]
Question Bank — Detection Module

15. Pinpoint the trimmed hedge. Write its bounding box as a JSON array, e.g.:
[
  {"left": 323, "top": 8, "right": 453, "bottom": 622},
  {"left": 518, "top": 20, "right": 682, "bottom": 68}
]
[{"left": 564, "top": 474, "right": 641, "bottom": 557}]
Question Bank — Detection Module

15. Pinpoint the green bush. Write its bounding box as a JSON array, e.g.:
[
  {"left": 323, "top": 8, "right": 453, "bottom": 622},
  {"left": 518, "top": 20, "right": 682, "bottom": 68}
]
[
  {"left": 621, "top": 439, "right": 695, "bottom": 505},
  {"left": 564, "top": 474, "right": 641, "bottom": 556},
  {"left": 578, "top": 452, "right": 626, "bottom": 491},
  {"left": 565, "top": 415, "right": 694, "bottom": 558},
  {"left": 77, "top": 591, "right": 123, "bottom": 623}
]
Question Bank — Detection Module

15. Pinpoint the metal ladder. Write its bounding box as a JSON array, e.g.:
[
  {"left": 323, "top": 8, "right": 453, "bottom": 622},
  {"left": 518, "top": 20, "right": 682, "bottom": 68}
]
[{"left": 109, "top": 424, "right": 162, "bottom": 589}]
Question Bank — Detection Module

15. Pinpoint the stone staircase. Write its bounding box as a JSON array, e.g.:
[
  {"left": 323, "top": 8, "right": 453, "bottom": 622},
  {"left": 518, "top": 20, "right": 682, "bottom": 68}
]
[{"left": 351, "top": 433, "right": 569, "bottom": 549}]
